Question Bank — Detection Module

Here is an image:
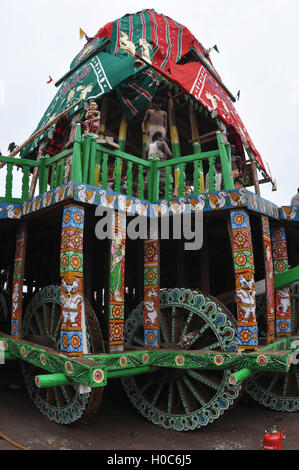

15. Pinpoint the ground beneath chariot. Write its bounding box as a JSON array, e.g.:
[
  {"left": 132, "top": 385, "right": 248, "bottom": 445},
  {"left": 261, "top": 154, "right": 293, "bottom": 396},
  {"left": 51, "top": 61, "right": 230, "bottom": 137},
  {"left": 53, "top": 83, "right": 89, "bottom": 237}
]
[{"left": 0, "top": 360, "right": 298, "bottom": 451}]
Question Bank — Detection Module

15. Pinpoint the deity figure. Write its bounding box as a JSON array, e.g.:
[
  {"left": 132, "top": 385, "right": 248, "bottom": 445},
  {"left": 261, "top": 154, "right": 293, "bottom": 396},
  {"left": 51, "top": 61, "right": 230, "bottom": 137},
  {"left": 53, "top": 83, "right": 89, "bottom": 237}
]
[
  {"left": 110, "top": 236, "right": 125, "bottom": 302},
  {"left": 83, "top": 102, "right": 101, "bottom": 136}
]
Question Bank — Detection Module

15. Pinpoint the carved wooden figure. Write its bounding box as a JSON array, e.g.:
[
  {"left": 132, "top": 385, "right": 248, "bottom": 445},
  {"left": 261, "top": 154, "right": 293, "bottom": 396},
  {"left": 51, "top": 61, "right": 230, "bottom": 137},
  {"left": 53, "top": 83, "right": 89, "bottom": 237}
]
[
  {"left": 261, "top": 215, "right": 275, "bottom": 343},
  {"left": 108, "top": 211, "right": 126, "bottom": 353},
  {"left": 11, "top": 224, "right": 27, "bottom": 338},
  {"left": 60, "top": 204, "right": 86, "bottom": 355},
  {"left": 271, "top": 227, "right": 292, "bottom": 336},
  {"left": 229, "top": 209, "right": 258, "bottom": 349}
]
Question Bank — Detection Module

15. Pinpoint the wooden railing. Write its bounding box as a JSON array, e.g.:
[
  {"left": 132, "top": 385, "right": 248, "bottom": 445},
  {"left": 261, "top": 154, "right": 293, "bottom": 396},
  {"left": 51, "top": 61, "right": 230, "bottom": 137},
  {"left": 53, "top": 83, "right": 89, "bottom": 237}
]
[
  {"left": 0, "top": 124, "right": 234, "bottom": 204},
  {"left": 74, "top": 125, "right": 235, "bottom": 202},
  {"left": 0, "top": 150, "right": 72, "bottom": 203},
  {"left": 0, "top": 156, "right": 38, "bottom": 203}
]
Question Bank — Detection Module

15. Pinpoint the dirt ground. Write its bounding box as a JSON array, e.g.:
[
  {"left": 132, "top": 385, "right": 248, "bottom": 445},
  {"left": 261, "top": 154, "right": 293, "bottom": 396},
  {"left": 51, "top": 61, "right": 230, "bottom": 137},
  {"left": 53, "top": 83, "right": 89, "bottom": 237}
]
[{"left": 0, "top": 359, "right": 298, "bottom": 452}]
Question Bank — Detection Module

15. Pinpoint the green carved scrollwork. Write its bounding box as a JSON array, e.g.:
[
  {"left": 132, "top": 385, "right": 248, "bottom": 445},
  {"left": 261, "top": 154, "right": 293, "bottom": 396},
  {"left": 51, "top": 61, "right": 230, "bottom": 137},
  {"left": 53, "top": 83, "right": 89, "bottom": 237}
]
[{"left": 122, "top": 288, "right": 242, "bottom": 431}]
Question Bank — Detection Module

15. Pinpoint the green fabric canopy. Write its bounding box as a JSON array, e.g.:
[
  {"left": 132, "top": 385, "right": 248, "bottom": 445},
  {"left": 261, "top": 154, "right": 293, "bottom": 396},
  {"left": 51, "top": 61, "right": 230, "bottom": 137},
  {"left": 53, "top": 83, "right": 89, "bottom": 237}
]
[{"left": 21, "top": 50, "right": 153, "bottom": 156}]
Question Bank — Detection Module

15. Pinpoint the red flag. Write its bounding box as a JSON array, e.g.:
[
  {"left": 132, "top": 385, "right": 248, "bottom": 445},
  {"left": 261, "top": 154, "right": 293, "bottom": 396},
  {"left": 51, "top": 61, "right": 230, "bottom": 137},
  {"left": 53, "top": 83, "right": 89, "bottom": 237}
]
[{"left": 47, "top": 76, "right": 53, "bottom": 84}]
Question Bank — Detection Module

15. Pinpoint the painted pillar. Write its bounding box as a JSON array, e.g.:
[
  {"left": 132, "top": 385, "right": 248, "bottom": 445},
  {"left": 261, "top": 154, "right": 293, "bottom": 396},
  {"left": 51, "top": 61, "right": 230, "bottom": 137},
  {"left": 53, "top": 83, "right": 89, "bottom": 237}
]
[
  {"left": 229, "top": 209, "right": 258, "bottom": 350},
  {"left": 168, "top": 98, "right": 181, "bottom": 196},
  {"left": 11, "top": 224, "right": 27, "bottom": 338},
  {"left": 60, "top": 204, "right": 86, "bottom": 356},
  {"left": 261, "top": 215, "right": 275, "bottom": 343},
  {"left": 118, "top": 112, "right": 128, "bottom": 152},
  {"left": 271, "top": 227, "right": 292, "bottom": 337},
  {"left": 99, "top": 96, "right": 108, "bottom": 139},
  {"left": 108, "top": 211, "right": 126, "bottom": 353},
  {"left": 144, "top": 229, "right": 160, "bottom": 349},
  {"left": 189, "top": 104, "right": 204, "bottom": 193}
]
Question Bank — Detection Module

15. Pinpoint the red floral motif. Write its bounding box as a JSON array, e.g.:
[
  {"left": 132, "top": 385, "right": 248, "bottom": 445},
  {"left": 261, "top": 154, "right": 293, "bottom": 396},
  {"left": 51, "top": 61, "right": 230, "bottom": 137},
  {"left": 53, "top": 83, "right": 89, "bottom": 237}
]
[
  {"left": 144, "top": 242, "right": 158, "bottom": 263},
  {"left": 146, "top": 332, "right": 156, "bottom": 344},
  {"left": 74, "top": 212, "right": 83, "bottom": 224},
  {"left": 64, "top": 211, "right": 71, "bottom": 224},
  {"left": 111, "top": 323, "right": 124, "bottom": 341},
  {"left": 236, "top": 253, "right": 247, "bottom": 267},
  {"left": 240, "top": 329, "right": 251, "bottom": 343},
  {"left": 112, "top": 305, "right": 123, "bottom": 319},
  {"left": 70, "top": 255, "right": 82, "bottom": 271},
  {"left": 62, "top": 335, "right": 69, "bottom": 348},
  {"left": 61, "top": 255, "right": 69, "bottom": 270},
  {"left": 234, "top": 214, "right": 244, "bottom": 226},
  {"left": 71, "top": 335, "right": 81, "bottom": 349}
]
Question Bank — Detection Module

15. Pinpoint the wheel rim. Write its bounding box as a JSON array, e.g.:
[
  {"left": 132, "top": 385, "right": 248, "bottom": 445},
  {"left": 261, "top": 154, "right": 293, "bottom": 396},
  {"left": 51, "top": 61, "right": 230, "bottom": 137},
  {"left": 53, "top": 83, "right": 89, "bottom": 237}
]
[
  {"left": 246, "top": 367, "right": 299, "bottom": 412},
  {"left": 122, "top": 288, "right": 242, "bottom": 431},
  {"left": 247, "top": 282, "right": 299, "bottom": 412},
  {"left": 22, "top": 285, "right": 104, "bottom": 424}
]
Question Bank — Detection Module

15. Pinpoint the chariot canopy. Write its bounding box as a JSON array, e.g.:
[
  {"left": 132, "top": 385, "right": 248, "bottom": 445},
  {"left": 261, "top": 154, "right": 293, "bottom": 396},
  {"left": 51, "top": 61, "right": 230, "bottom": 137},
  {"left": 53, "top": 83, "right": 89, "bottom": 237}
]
[{"left": 21, "top": 9, "right": 271, "bottom": 181}]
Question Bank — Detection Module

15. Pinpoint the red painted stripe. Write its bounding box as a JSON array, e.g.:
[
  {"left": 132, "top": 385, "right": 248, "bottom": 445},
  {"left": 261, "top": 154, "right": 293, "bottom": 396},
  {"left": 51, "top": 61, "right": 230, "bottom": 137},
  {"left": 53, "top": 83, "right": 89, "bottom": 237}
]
[
  {"left": 122, "top": 95, "right": 138, "bottom": 116},
  {"left": 129, "top": 15, "right": 133, "bottom": 42},
  {"left": 114, "top": 19, "right": 120, "bottom": 56},
  {"left": 129, "top": 82, "right": 152, "bottom": 101},
  {"left": 141, "top": 10, "right": 146, "bottom": 38}
]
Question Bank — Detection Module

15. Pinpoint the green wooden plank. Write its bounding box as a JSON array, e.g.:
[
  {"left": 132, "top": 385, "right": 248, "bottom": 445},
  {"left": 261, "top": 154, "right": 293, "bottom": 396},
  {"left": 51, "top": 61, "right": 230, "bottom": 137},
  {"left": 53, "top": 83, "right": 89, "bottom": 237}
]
[
  {"left": 82, "top": 135, "right": 92, "bottom": 184},
  {"left": 274, "top": 266, "right": 299, "bottom": 289},
  {"left": 164, "top": 165, "right": 172, "bottom": 199},
  {"left": 114, "top": 157, "right": 122, "bottom": 194},
  {"left": 70, "top": 125, "right": 83, "bottom": 182},
  {"left": 100, "top": 153, "right": 108, "bottom": 190},
  {"left": 127, "top": 161, "right": 133, "bottom": 196},
  {"left": 50, "top": 163, "right": 57, "bottom": 189},
  {"left": 178, "top": 163, "right": 186, "bottom": 197},
  {"left": 208, "top": 157, "right": 216, "bottom": 192},
  {"left": 5, "top": 163, "right": 13, "bottom": 199},
  {"left": 138, "top": 164, "right": 144, "bottom": 199},
  {"left": 88, "top": 138, "right": 97, "bottom": 186},
  {"left": 21, "top": 166, "right": 30, "bottom": 200},
  {"left": 217, "top": 132, "right": 234, "bottom": 190}
]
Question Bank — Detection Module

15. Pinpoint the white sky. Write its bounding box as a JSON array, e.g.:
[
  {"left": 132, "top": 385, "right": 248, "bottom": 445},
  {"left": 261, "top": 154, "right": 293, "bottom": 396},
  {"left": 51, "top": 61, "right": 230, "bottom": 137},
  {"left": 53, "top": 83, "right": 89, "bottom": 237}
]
[{"left": 1, "top": 0, "right": 299, "bottom": 205}]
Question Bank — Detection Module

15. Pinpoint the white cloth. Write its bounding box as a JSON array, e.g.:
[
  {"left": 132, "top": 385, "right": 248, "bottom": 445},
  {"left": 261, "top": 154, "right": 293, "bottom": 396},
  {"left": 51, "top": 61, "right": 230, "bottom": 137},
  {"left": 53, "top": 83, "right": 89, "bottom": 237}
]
[{"left": 148, "top": 142, "right": 165, "bottom": 160}]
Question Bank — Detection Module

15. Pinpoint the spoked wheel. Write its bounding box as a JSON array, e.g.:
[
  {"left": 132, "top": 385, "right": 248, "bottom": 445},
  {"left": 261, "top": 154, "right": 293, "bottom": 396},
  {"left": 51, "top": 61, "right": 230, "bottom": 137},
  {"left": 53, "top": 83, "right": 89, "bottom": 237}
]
[
  {"left": 22, "top": 285, "right": 105, "bottom": 424},
  {"left": 247, "top": 283, "right": 299, "bottom": 412},
  {"left": 246, "top": 367, "right": 299, "bottom": 412},
  {"left": 122, "top": 288, "right": 242, "bottom": 431}
]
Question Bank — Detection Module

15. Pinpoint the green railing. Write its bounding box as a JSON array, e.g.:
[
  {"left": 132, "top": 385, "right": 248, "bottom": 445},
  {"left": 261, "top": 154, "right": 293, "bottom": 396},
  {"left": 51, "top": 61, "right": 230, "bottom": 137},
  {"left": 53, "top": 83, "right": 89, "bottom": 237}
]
[
  {"left": 75, "top": 125, "right": 234, "bottom": 201},
  {"left": 0, "top": 156, "right": 38, "bottom": 203},
  {"left": 0, "top": 124, "right": 234, "bottom": 204},
  {"left": 0, "top": 150, "right": 72, "bottom": 203}
]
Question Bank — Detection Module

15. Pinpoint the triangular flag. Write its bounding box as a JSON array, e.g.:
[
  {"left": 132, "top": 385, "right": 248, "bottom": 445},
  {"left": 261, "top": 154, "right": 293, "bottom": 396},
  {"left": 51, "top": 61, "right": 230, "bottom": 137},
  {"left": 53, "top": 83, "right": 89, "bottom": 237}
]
[
  {"left": 213, "top": 45, "right": 219, "bottom": 54},
  {"left": 80, "top": 28, "right": 87, "bottom": 39}
]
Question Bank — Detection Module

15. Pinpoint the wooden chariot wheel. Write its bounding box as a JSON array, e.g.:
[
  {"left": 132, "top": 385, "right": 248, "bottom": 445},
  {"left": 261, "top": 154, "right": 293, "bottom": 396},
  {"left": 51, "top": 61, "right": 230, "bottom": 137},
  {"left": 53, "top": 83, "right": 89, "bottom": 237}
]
[
  {"left": 21, "top": 285, "right": 105, "bottom": 425},
  {"left": 246, "top": 365, "right": 299, "bottom": 413},
  {"left": 246, "top": 285, "right": 299, "bottom": 412},
  {"left": 122, "top": 288, "right": 242, "bottom": 431}
]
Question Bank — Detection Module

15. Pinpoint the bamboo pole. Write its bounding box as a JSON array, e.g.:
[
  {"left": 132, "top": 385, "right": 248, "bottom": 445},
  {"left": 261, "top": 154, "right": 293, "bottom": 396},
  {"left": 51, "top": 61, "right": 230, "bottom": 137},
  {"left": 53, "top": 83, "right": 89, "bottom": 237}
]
[{"left": 0, "top": 99, "right": 84, "bottom": 169}]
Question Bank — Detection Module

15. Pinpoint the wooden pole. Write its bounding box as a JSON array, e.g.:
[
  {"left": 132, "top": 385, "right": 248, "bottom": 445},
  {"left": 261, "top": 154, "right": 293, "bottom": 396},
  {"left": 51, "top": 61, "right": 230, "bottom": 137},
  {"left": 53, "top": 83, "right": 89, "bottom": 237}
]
[
  {"left": 0, "top": 99, "right": 83, "bottom": 169},
  {"left": 189, "top": 104, "right": 204, "bottom": 193},
  {"left": 28, "top": 144, "right": 45, "bottom": 199}
]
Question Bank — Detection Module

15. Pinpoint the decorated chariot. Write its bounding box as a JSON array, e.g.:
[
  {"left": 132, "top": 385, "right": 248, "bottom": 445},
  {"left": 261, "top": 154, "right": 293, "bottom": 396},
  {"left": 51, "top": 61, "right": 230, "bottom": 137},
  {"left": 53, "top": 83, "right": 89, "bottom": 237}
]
[{"left": 0, "top": 10, "right": 298, "bottom": 431}]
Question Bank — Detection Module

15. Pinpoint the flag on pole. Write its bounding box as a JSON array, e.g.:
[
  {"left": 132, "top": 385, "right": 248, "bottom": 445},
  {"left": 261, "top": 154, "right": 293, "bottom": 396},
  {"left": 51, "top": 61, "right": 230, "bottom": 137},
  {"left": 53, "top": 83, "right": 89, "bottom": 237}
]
[{"left": 79, "top": 28, "right": 87, "bottom": 39}]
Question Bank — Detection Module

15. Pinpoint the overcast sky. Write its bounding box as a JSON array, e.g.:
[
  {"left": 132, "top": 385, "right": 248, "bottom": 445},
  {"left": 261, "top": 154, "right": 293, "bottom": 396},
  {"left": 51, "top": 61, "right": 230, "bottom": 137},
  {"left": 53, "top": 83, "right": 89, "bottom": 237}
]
[{"left": 1, "top": 0, "right": 298, "bottom": 206}]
